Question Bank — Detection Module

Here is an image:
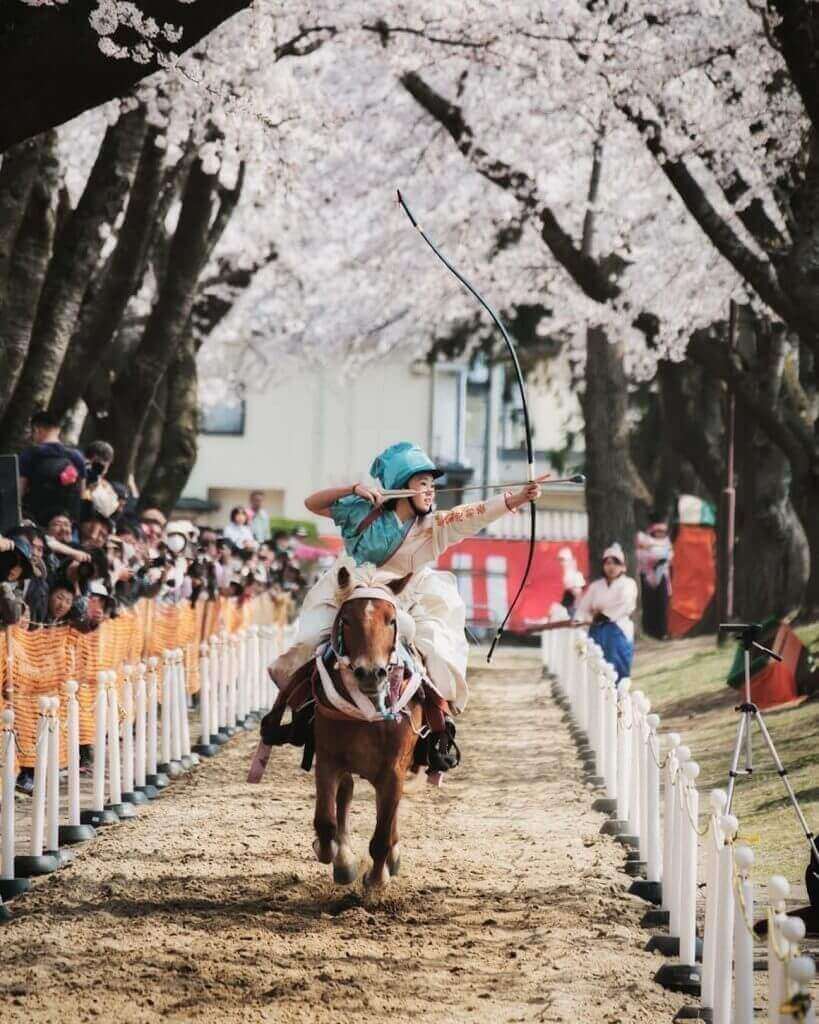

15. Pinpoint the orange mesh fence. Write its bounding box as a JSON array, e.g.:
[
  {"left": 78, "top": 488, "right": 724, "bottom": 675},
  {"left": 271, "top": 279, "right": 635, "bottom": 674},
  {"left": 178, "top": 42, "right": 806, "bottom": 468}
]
[{"left": 3, "top": 595, "right": 271, "bottom": 769}]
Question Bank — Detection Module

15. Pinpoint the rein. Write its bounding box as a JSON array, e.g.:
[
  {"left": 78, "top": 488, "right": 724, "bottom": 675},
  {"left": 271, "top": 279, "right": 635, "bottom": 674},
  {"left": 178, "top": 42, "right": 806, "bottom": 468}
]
[{"left": 320, "top": 586, "right": 420, "bottom": 723}]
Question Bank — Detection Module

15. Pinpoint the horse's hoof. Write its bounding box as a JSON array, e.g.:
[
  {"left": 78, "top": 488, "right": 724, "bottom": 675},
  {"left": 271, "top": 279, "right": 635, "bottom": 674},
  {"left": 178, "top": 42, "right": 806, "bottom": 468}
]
[
  {"left": 363, "top": 864, "right": 389, "bottom": 890},
  {"left": 333, "top": 859, "right": 359, "bottom": 886},
  {"left": 313, "top": 838, "right": 338, "bottom": 865}
]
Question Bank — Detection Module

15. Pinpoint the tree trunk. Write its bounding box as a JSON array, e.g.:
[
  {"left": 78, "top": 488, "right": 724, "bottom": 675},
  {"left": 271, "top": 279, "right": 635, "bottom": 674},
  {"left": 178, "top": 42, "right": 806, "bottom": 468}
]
[
  {"left": 49, "top": 120, "right": 164, "bottom": 419},
  {"left": 0, "top": 107, "right": 146, "bottom": 449},
  {"left": 133, "top": 373, "right": 168, "bottom": 492},
  {"left": 0, "top": 135, "right": 45, "bottom": 305},
  {"left": 140, "top": 334, "right": 199, "bottom": 514},
  {"left": 734, "top": 407, "right": 810, "bottom": 620},
  {"left": 107, "top": 155, "right": 217, "bottom": 481},
  {"left": 0, "top": 132, "right": 59, "bottom": 420},
  {"left": 580, "top": 327, "right": 637, "bottom": 573}
]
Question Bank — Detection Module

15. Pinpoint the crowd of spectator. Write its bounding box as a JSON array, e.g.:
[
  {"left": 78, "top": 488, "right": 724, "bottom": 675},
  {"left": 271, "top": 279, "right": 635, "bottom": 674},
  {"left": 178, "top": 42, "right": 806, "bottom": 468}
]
[
  {"left": 1, "top": 412, "right": 314, "bottom": 794},
  {"left": 0, "top": 411, "right": 308, "bottom": 634}
]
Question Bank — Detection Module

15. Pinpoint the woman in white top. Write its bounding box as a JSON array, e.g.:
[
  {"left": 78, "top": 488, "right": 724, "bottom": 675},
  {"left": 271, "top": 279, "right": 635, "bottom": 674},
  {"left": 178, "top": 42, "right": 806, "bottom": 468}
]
[
  {"left": 223, "top": 506, "right": 255, "bottom": 549},
  {"left": 574, "top": 542, "right": 638, "bottom": 680},
  {"left": 271, "top": 441, "right": 544, "bottom": 714}
]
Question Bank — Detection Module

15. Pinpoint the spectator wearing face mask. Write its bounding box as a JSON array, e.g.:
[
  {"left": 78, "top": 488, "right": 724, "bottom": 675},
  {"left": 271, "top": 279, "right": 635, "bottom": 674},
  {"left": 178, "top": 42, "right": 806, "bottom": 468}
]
[{"left": 19, "top": 410, "right": 86, "bottom": 524}]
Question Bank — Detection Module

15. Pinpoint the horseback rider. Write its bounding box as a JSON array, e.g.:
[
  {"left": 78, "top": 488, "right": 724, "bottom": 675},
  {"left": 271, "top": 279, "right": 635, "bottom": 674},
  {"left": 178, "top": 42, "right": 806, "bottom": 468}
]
[{"left": 266, "top": 441, "right": 543, "bottom": 772}]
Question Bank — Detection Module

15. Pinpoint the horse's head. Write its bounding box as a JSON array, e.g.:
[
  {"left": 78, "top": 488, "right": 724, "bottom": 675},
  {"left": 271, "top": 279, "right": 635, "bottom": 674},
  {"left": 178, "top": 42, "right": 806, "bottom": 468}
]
[{"left": 332, "top": 566, "right": 411, "bottom": 701}]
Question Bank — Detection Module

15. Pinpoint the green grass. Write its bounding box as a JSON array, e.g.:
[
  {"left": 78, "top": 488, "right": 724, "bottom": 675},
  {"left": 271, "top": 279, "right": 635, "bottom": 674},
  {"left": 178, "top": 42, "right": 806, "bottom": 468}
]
[{"left": 631, "top": 627, "right": 819, "bottom": 890}]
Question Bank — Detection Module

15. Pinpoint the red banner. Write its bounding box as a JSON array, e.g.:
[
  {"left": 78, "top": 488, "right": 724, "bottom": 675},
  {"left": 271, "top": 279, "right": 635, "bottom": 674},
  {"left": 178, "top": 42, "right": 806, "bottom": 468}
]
[{"left": 436, "top": 538, "right": 588, "bottom": 633}]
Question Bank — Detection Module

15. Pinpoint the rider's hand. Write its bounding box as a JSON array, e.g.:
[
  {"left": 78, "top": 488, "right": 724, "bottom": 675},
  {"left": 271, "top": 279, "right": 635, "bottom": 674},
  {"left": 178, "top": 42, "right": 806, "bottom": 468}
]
[
  {"left": 352, "top": 483, "right": 384, "bottom": 507},
  {"left": 511, "top": 473, "right": 550, "bottom": 508}
]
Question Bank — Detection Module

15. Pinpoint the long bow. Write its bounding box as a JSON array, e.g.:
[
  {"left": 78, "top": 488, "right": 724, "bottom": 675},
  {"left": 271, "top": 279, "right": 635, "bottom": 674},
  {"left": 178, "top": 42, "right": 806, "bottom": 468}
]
[{"left": 396, "top": 189, "right": 536, "bottom": 663}]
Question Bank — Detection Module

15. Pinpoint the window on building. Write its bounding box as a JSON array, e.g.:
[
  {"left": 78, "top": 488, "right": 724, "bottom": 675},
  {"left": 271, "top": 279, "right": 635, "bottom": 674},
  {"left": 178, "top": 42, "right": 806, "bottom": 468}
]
[{"left": 200, "top": 399, "right": 246, "bottom": 436}]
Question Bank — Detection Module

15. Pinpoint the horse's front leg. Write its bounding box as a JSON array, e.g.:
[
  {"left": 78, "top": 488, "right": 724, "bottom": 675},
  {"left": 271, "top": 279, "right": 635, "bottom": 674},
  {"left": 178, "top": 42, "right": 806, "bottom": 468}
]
[
  {"left": 313, "top": 757, "right": 341, "bottom": 865},
  {"left": 364, "top": 769, "right": 403, "bottom": 890},
  {"left": 332, "top": 772, "right": 359, "bottom": 885}
]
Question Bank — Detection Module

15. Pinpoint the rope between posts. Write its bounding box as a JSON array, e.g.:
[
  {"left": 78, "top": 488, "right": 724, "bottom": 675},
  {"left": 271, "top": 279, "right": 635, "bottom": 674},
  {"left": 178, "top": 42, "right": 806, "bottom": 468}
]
[
  {"left": 680, "top": 780, "right": 710, "bottom": 837},
  {"left": 11, "top": 728, "right": 37, "bottom": 760},
  {"left": 730, "top": 843, "right": 759, "bottom": 941},
  {"left": 766, "top": 905, "right": 797, "bottom": 964}
]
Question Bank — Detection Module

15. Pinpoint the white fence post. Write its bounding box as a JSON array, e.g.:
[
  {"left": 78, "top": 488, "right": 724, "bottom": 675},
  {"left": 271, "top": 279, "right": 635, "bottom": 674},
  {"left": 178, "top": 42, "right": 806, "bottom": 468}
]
[
  {"left": 733, "top": 844, "right": 755, "bottom": 1024},
  {"left": 194, "top": 642, "right": 217, "bottom": 757},
  {"left": 783, "top": 957, "right": 816, "bottom": 1024},
  {"left": 14, "top": 698, "right": 60, "bottom": 877},
  {"left": 0, "top": 710, "right": 31, "bottom": 900},
  {"left": 713, "top": 813, "right": 738, "bottom": 1024},
  {"left": 120, "top": 664, "right": 146, "bottom": 807},
  {"left": 44, "top": 697, "right": 65, "bottom": 864},
  {"left": 176, "top": 650, "right": 195, "bottom": 769},
  {"left": 700, "top": 789, "right": 728, "bottom": 1014},
  {"left": 106, "top": 671, "right": 135, "bottom": 819},
  {"left": 145, "top": 656, "right": 168, "bottom": 790}
]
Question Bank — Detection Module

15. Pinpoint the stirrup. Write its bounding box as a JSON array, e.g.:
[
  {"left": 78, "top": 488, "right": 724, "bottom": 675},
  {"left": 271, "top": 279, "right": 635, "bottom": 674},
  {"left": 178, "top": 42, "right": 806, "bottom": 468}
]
[{"left": 426, "top": 730, "right": 461, "bottom": 772}]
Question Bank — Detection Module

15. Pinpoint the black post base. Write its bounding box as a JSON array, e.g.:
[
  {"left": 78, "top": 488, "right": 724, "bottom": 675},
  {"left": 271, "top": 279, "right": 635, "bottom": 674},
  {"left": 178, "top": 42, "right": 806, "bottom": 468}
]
[
  {"left": 674, "top": 1006, "right": 712, "bottom": 1021},
  {"left": 157, "top": 760, "right": 184, "bottom": 778},
  {"left": 600, "top": 818, "right": 628, "bottom": 836},
  {"left": 642, "top": 907, "right": 670, "bottom": 927},
  {"left": 592, "top": 796, "right": 617, "bottom": 814},
  {"left": 586, "top": 774, "right": 606, "bottom": 789},
  {"left": 646, "top": 935, "right": 703, "bottom": 961},
  {"left": 121, "top": 790, "right": 149, "bottom": 805},
  {"left": 145, "top": 772, "right": 169, "bottom": 789},
  {"left": 59, "top": 823, "right": 97, "bottom": 845},
  {"left": 219, "top": 725, "right": 237, "bottom": 738},
  {"left": 615, "top": 833, "right": 640, "bottom": 849},
  {"left": 0, "top": 877, "right": 31, "bottom": 900},
  {"left": 44, "top": 848, "right": 73, "bottom": 868},
  {"left": 14, "top": 852, "right": 60, "bottom": 877},
  {"left": 193, "top": 742, "right": 218, "bottom": 757},
  {"left": 134, "top": 783, "right": 160, "bottom": 800},
  {"left": 80, "top": 807, "right": 119, "bottom": 827},
  {"left": 211, "top": 732, "right": 229, "bottom": 746},
  {"left": 573, "top": 731, "right": 589, "bottom": 747},
  {"left": 629, "top": 879, "right": 662, "bottom": 905},
  {"left": 0, "top": 902, "right": 10, "bottom": 922},
  {"left": 105, "top": 802, "right": 137, "bottom": 819},
  {"left": 179, "top": 754, "right": 194, "bottom": 770},
  {"left": 654, "top": 962, "right": 701, "bottom": 996},
  {"left": 624, "top": 858, "right": 647, "bottom": 878}
]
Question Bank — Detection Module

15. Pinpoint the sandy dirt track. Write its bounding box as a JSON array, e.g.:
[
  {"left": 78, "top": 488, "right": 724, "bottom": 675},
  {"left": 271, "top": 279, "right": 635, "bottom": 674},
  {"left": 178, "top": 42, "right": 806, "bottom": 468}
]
[{"left": 2, "top": 650, "right": 685, "bottom": 1023}]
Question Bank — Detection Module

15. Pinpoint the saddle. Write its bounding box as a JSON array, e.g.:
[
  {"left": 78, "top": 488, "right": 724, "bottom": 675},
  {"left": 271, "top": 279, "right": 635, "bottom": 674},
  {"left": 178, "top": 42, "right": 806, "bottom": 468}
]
[{"left": 258, "top": 648, "right": 460, "bottom": 775}]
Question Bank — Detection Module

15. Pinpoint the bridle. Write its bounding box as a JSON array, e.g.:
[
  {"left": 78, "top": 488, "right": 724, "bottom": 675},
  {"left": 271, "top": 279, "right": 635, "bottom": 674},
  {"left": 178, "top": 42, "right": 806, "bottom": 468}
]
[{"left": 329, "top": 586, "right": 400, "bottom": 670}]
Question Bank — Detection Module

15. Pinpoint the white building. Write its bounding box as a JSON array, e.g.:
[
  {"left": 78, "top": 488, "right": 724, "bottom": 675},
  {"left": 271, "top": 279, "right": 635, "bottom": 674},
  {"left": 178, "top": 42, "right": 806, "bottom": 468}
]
[{"left": 183, "top": 355, "right": 587, "bottom": 540}]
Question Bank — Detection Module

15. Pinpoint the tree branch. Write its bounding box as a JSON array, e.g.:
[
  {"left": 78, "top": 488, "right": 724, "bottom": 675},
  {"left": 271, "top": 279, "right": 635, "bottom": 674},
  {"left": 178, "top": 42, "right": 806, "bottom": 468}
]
[
  {"left": 0, "top": 0, "right": 253, "bottom": 152},
  {"left": 615, "top": 96, "right": 797, "bottom": 325},
  {"left": 400, "top": 71, "right": 617, "bottom": 303}
]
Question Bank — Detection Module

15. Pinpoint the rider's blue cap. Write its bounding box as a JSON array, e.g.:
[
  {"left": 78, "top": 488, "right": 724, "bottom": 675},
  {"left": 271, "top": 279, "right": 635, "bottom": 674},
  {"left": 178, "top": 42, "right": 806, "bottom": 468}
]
[{"left": 369, "top": 442, "right": 442, "bottom": 491}]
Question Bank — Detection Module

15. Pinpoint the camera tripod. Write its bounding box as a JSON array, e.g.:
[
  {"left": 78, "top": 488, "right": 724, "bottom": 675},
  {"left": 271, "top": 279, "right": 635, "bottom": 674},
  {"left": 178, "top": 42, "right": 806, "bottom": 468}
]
[{"left": 720, "top": 623, "right": 819, "bottom": 914}]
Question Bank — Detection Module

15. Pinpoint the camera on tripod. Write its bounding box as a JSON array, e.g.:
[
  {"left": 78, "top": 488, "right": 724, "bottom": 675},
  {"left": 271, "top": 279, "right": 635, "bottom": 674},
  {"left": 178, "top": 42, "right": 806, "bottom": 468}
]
[{"left": 718, "top": 621, "right": 782, "bottom": 661}]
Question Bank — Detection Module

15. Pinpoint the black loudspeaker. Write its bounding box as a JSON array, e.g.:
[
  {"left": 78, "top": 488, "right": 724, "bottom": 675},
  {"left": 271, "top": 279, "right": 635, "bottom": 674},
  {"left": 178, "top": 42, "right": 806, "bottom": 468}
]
[{"left": 0, "top": 455, "right": 21, "bottom": 534}]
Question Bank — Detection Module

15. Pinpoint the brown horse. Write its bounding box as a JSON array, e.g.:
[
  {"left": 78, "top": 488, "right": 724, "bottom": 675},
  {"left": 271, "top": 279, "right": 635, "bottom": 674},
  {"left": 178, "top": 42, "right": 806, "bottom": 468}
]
[
  {"left": 249, "top": 565, "right": 426, "bottom": 889},
  {"left": 311, "top": 566, "right": 423, "bottom": 889}
]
